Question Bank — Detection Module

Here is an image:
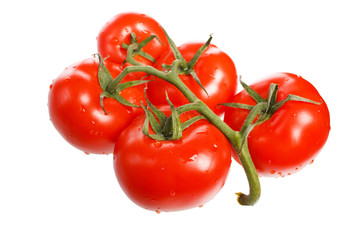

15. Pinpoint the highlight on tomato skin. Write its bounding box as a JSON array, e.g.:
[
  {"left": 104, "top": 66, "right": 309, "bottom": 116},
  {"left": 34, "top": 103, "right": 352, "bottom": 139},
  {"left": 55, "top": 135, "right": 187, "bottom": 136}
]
[
  {"left": 223, "top": 73, "right": 331, "bottom": 177},
  {"left": 113, "top": 110, "right": 232, "bottom": 212},
  {"left": 48, "top": 56, "right": 146, "bottom": 155}
]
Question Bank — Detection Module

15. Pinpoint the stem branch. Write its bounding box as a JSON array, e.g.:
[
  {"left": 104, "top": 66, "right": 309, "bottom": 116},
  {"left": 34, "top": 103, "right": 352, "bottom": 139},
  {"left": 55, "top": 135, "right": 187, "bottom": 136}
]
[
  {"left": 107, "top": 37, "right": 262, "bottom": 206},
  {"left": 166, "top": 72, "right": 261, "bottom": 205}
]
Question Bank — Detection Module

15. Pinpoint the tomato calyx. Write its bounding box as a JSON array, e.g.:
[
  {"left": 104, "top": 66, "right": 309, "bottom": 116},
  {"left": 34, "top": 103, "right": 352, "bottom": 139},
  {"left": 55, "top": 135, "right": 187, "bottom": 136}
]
[
  {"left": 222, "top": 78, "right": 322, "bottom": 145},
  {"left": 121, "top": 32, "right": 163, "bottom": 66},
  {"left": 161, "top": 27, "right": 211, "bottom": 96},
  {"left": 141, "top": 92, "right": 205, "bottom": 141},
  {"left": 95, "top": 54, "right": 149, "bottom": 114}
]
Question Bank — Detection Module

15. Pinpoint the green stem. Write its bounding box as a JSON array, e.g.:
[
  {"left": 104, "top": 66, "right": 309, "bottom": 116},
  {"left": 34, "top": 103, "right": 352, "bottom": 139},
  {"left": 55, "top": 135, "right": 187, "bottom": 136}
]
[
  {"left": 107, "top": 65, "right": 168, "bottom": 94},
  {"left": 234, "top": 138, "right": 261, "bottom": 205},
  {"left": 107, "top": 49, "right": 261, "bottom": 206},
  {"left": 167, "top": 73, "right": 261, "bottom": 205}
]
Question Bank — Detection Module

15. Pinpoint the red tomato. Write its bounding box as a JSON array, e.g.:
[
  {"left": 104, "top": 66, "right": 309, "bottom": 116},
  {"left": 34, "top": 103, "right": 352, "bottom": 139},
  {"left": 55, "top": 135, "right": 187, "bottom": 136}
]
[
  {"left": 113, "top": 110, "right": 232, "bottom": 212},
  {"left": 97, "top": 12, "right": 169, "bottom": 66},
  {"left": 48, "top": 57, "right": 145, "bottom": 154},
  {"left": 224, "top": 73, "right": 330, "bottom": 177},
  {"left": 146, "top": 43, "right": 238, "bottom": 115}
]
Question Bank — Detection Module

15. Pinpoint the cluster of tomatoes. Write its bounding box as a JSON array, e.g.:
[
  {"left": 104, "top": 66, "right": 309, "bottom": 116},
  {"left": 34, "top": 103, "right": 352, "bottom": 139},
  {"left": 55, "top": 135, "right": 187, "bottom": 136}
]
[{"left": 48, "top": 12, "right": 330, "bottom": 212}]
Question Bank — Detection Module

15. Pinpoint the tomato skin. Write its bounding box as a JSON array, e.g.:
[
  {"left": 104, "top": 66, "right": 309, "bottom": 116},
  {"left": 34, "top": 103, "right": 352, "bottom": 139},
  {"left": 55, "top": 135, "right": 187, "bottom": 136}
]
[
  {"left": 146, "top": 43, "right": 238, "bottom": 115},
  {"left": 224, "top": 73, "right": 330, "bottom": 177},
  {"left": 48, "top": 57, "right": 145, "bottom": 154},
  {"left": 113, "top": 112, "right": 232, "bottom": 212},
  {"left": 97, "top": 12, "right": 169, "bottom": 66}
]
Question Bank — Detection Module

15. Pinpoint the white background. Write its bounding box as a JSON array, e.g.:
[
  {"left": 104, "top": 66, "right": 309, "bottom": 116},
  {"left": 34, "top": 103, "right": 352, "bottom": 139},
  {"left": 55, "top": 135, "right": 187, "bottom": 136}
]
[{"left": 1, "top": 0, "right": 359, "bottom": 239}]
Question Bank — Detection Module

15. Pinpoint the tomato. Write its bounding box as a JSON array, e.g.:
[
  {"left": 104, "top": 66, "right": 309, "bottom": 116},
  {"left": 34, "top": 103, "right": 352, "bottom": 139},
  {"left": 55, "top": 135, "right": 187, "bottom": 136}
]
[
  {"left": 224, "top": 73, "right": 330, "bottom": 177},
  {"left": 146, "top": 42, "right": 238, "bottom": 115},
  {"left": 97, "top": 12, "right": 169, "bottom": 66},
  {"left": 113, "top": 110, "right": 232, "bottom": 212},
  {"left": 48, "top": 56, "right": 146, "bottom": 154}
]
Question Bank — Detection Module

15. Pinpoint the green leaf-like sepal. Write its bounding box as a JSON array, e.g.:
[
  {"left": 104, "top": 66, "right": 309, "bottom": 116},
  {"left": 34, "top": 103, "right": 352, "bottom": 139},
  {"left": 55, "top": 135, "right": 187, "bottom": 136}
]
[
  {"left": 187, "top": 35, "right": 212, "bottom": 69},
  {"left": 140, "top": 92, "right": 206, "bottom": 141},
  {"left": 96, "top": 54, "right": 114, "bottom": 92},
  {"left": 189, "top": 70, "right": 209, "bottom": 97},
  {"left": 272, "top": 94, "right": 321, "bottom": 112},
  {"left": 181, "top": 115, "right": 206, "bottom": 130},
  {"left": 240, "top": 78, "right": 266, "bottom": 103},
  {"left": 160, "top": 26, "right": 186, "bottom": 62},
  {"left": 186, "top": 36, "right": 213, "bottom": 97},
  {"left": 100, "top": 91, "right": 140, "bottom": 114},
  {"left": 219, "top": 102, "right": 254, "bottom": 111},
  {"left": 100, "top": 92, "right": 111, "bottom": 115},
  {"left": 141, "top": 103, "right": 166, "bottom": 140},
  {"left": 111, "top": 92, "right": 139, "bottom": 108},
  {"left": 99, "top": 80, "right": 149, "bottom": 114},
  {"left": 115, "top": 80, "right": 150, "bottom": 93},
  {"left": 121, "top": 33, "right": 162, "bottom": 64},
  {"left": 167, "top": 93, "right": 182, "bottom": 140}
]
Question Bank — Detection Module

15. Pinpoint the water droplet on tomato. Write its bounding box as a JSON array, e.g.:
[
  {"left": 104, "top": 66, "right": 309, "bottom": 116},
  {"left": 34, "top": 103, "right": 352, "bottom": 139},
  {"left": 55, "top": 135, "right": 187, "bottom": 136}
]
[
  {"left": 198, "top": 205, "right": 204, "bottom": 208},
  {"left": 196, "top": 131, "right": 208, "bottom": 135},
  {"left": 212, "top": 144, "right": 218, "bottom": 152},
  {"left": 111, "top": 38, "right": 119, "bottom": 45},
  {"left": 268, "top": 160, "right": 272, "bottom": 165},
  {"left": 310, "top": 159, "right": 314, "bottom": 165},
  {"left": 154, "top": 141, "right": 162, "bottom": 148},
  {"left": 126, "top": 108, "right": 134, "bottom": 114},
  {"left": 142, "top": 30, "right": 151, "bottom": 35},
  {"left": 91, "top": 121, "right": 95, "bottom": 125},
  {"left": 155, "top": 210, "right": 161, "bottom": 214},
  {"left": 269, "top": 170, "right": 276, "bottom": 174},
  {"left": 170, "top": 188, "right": 176, "bottom": 196},
  {"left": 80, "top": 105, "right": 86, "bottom": 113},
  {"left": 189, "top": 154, "right": 198, "bottom": 161},
  {"left": 72, "top": 65, "right": 77, "bottom": 69},
  {"left": 49, "top": 84, "right": 53, "bottom": 89},
  {"left": 84, "top": 152, "right": 90, "bottom": 155}
]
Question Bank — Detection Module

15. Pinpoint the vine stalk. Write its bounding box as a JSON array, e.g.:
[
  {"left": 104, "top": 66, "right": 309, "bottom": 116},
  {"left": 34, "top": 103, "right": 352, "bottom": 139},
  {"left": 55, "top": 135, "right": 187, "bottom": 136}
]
[{"left": 104, "top": 53, "right": 261, "bottom": 205}]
